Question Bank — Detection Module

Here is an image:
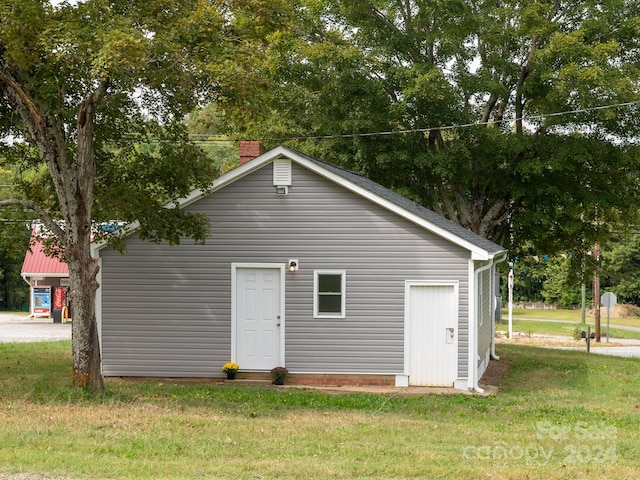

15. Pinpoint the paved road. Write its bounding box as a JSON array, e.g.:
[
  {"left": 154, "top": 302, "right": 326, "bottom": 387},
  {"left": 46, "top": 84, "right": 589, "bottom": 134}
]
[
  {"left": 581, "top": 345, "right": 640, "bottom": 358},
  {"left": 0, "top": 312, "right": 71, "bottom": 343},
  {"left": 540, "top": 341, "right": 640, "bottom": 358}
]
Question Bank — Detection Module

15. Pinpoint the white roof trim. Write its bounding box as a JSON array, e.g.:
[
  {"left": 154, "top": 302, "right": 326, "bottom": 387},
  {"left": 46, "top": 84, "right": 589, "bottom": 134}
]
[
  {"left": 91, "top": 150, "right": 279, "bottom": 254},
  {"left": 92, "top": 145, "right": 499, "bottom": 259},
  {"left": 21, "top": 272, "right": 69, "bottom": 278},
  {"left": 283, "top": 152, "right": 495, "bottom": 259}
]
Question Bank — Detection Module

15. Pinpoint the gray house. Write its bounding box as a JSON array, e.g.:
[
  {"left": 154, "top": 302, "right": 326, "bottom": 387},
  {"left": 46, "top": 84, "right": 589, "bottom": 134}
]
[{"left": 94, "top": 144, "right": 506, "bottom": 391}]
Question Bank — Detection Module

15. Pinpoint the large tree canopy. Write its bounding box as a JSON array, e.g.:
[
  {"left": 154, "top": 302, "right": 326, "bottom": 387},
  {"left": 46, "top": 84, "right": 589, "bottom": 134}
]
[
  {"left": 223, "top": 0, "right": 640, "bottom": 256},
  {"left": 0, "top": 166, "right": 30, "bottom": 311},
  {"left": 0, "top": 0, "right": 289, "bottom": 389},
  {"left": 601, "top": 234, "right": 640, "bottom": 305}
]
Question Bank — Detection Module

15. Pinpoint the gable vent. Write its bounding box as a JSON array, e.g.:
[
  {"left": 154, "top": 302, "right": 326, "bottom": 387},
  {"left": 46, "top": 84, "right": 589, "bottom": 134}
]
[{"left": 273, "top": 158, "right": 292, "bottom": 186}]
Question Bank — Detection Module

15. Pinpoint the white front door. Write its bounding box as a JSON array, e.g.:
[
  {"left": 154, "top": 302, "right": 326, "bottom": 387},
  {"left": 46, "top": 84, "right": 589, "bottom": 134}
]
[
  {"left": 406, "top": 283, "right": 458, "bottom": 386},
  {"left": 235, "top": 267, "right": 282, "bottom": 370}
]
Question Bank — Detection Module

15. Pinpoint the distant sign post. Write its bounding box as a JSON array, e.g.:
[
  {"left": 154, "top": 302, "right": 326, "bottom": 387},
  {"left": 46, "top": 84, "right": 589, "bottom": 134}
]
[
  {"left": 600, "top": 292, "right": 617, "bottom": 343},
  {"left": 508, "top": 267, "right": 514, "bottom": 340}
]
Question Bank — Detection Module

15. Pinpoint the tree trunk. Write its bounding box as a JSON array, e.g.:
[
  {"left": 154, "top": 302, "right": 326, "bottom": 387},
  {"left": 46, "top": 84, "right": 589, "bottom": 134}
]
[
  {"left": 66, "top": 87, "right": 106, "bottom": 391},
  {"left": 0, "top": 65, "right": 108, "bottom": 390},
  {"left": 68, "top": 237, "right": 103, "bottom": 390}
]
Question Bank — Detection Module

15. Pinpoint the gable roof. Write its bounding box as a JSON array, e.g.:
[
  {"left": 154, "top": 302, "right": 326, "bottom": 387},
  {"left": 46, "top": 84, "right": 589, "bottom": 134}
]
[
  {"left": 94, "top": 145, "right": 505, "bottom": 260},
  {"left": 21, "top": 237, "right": 68, "bottom": 277},
  {"left": 285, "top": 146, "right": 505, "bottom": 260}
]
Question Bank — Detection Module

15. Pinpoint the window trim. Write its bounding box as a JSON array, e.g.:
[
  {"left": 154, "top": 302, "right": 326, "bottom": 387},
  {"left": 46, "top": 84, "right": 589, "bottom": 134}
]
[{"left": 313, "top": 270, "right": 346, "bottom": 318}]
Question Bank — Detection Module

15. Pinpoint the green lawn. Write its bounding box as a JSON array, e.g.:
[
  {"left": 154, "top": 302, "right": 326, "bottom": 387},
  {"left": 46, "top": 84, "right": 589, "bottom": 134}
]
[
  {"left": 1, "top": 340, "right": 639, "bottom": 479},
  {"left": 498, "top": 308, "right": 640, "bottom": 339},
  {"left": 507, "top": 308, "right": 587, "bottom": 322},
  {"left": 496, "top": 318, "right": 640, "bottom": 340},
  {"left": 505, "top": 307, "right": 640, "bottom": 326}
]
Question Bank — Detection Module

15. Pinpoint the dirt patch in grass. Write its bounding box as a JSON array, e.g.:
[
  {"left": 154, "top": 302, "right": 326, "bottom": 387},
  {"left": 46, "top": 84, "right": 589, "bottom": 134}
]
[
  {"left": 0, "top": 475, "right": 80, "bottom": 480},
  {"left": 479, "top": 357, "right": 509, "bottom": 388},
  {"left": 496, "top": 331, "right": 636, "bottom": 348},
  {"left": 588, "top": 303, "right": 640, "bottom": 318},
  {"left": 497, "top": 332, "right": 581, "bottom": 347}
]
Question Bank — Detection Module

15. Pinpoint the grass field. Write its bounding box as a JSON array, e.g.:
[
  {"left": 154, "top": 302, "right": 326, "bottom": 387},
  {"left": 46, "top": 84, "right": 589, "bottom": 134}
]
[
  {"left": 498, "top": 308, "right": 640, "bottom": 339},
  {"left": 505, "top": 307, "right": 640, "bottom": 325},
  {"left": 1, "top": 341, "right": 640, "bottom": 479},
  {"left": 496, "top": 319, "right": 640, "bottom": 340}
]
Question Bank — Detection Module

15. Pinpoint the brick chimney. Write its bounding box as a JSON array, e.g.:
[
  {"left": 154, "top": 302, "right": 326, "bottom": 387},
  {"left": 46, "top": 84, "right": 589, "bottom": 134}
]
[{"left": 239, "top": 140, "right": 264, "bottom": 165}]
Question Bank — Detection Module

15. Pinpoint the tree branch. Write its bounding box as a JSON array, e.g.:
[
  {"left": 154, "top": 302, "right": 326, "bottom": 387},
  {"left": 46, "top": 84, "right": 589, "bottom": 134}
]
[
  {"left": 481, "top": 93, "right": 498, "bottom": 124},
  {"left": 0, "top": 64, "right": 42, "bottom": 127},
  {"left": 478, "top": 198, "right": 507, "bottom": 238},
  {"left": 0, "top": 198, "right": 66, "bottom": 239},
  {"left": 0, "top": 61, "right": 72, "bottom": 214},
  {"left": 452, "top": 184, "right": 472, "bottom": 230},
  {"left": 426, "top": 185, "right": 445, "bottom": 216},
  {"left": 76, "top": 77, "right": 110, "bottom": 210},
  {"left": 439, "top": 182, "right": 460, "bottom": 223}
]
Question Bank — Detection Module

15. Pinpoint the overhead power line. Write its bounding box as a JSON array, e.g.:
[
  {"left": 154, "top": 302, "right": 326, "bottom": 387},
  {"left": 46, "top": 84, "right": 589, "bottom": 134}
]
[
  {"left": 268, "top": 101, "right": 640, "bottom": 141},
  {"left": 189, "top": 100, "right": 640, "bottom": 142}
]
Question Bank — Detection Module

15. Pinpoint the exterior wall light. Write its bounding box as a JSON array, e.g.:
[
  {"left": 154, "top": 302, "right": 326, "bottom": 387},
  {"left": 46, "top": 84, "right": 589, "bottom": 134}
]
[{"left": 288, "top": 259, "right": 298, "bottom": 272}]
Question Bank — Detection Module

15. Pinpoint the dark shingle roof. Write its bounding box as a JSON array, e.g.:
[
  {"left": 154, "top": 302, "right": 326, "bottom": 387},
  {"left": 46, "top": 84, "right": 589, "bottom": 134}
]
[{"left": 282, "top": 145, "right": 505, "bottom": 256}]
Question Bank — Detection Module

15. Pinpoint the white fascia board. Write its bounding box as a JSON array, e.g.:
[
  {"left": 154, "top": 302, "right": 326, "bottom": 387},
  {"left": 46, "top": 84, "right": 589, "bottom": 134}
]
[
  {"left": 289, "top": 153, "right": 496, "bottom": 259},
  {"left": 178, "top": 146, "right": 289, "bottom": 209},
  {"left": 91, "top": 145, "right": 501, "bottom": 260},
  {"left": 471, "top": 250, "right": 491, "bottom": 261},
  {"left": 21, "top": 272, "right": 68, "bottom": 278}
]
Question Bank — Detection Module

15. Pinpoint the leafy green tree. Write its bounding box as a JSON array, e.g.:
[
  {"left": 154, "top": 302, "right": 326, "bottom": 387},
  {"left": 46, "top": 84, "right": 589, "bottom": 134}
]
[
  {"left": 0, "top": 166, "right": 30, "bottom": 310},
  {"left": 540, "top": 255, "right": 585, "bottom": 309},
  {"left": 185, "top": 105, "right": 239, "bottom": 173},
  {"left": 227, "top": 0, "right": 640, "bottom": 255},
  {"left": 511, "top": 256, "right": 548, "bottom": 304},
  {"left": 0, "top": 243, "right": 30, "bottom": 311},
  {"left": 601, "top": 234, "right": 640, "bottom": 305},
  {"left": 0, "top": 0, "right": 286, "bottom": 390},
  {"left": 511, "top": 253, "right": 592, "bottom": 308}
]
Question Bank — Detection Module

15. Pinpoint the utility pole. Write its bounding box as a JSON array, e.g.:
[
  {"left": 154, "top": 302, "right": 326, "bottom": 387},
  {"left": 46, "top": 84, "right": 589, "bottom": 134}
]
[
  {"left": 508, "top": 263, "right": 514, "bottom": 340},
  {"left": 581, "top": 251, "right": 586, "bottom": 323},
  {"left": 593, "top": 243, "right": 601, "bottom": 342},
  {"left": 581, "top": 282, "right": 586, "bottom": 323}
]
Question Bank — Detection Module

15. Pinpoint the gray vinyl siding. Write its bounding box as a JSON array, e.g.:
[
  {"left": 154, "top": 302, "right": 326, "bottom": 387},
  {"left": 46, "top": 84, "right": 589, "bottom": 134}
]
[
  {"left": 99, "top": 162, "right": 470, "bottom": 377},
  {"left": 476, "top": 266, "right": 493, "bottom": 369}
]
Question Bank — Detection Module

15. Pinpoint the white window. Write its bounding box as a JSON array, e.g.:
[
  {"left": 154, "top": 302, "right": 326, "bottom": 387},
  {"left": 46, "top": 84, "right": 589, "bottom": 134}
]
[{"left": 314, "top": 270, "right": 346, "bottom": 318}]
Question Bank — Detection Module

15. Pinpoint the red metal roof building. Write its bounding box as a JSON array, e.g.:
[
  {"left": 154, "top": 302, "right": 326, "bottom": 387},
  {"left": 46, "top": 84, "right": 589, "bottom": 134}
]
[
  {"left": 21, "top": 239, "right": 69, "bottom": 278},
  {"left": 21, "top": 229, "right": 69, "bottom": 318}
]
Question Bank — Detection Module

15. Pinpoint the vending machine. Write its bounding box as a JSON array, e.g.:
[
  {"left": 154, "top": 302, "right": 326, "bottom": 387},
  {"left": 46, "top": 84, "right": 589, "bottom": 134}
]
[
  {"left": 52, "top": 286, "right": 68, "bottom": 323},
  {"left": 32, "top": 286, "right": 51, "bottom": 316}
]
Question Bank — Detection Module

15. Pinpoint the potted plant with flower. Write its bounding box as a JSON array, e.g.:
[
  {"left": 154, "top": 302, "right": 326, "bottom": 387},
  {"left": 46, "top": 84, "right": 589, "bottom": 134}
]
[
  {"left": 222, "top": 362, "right": 239, "bottom": 380},
  {"left": 270, "top": 366, "right": 288, "bottom": 385}
]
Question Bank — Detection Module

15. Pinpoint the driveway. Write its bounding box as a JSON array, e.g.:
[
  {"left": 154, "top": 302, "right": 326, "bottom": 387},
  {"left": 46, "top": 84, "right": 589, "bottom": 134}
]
[
  {"left": 0, "top": 313, "right": 72, "bottom": 343},
  {"left": 558, "top": 340, "right": 640, "bottom": 359},
  {"left": 585, "top": 344, "right": 640, "bottom": 358}
]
